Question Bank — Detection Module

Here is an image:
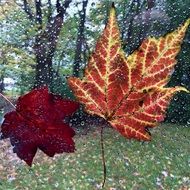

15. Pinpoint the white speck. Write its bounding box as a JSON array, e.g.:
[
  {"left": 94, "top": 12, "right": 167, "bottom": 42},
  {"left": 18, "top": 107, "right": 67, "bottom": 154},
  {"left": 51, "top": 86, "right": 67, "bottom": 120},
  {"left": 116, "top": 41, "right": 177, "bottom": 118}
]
[
  {"left": 7, "top": 175, "right": 16, "bottom": 182},
  {"left": 156, "top": 177, "right": 161, "bottom": 186},
  {"left": 54, "top": 182, "right": 59, "bottom": 187},
  {"left": 161, "top": 170, "right": 168, "bottom": 177},
  {"left": 182, "top": 177, "right": 189, "bottom": 183}
]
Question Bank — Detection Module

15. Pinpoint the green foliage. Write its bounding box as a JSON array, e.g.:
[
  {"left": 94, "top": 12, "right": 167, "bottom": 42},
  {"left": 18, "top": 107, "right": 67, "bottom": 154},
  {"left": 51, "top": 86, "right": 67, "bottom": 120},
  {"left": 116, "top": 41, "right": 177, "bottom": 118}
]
[
  {"left": 54, "top": 15, "right": 79, "bottom": 70},
  {"left": 0, "top": 0, "right": 189, "bottom": 123},
  {"left": 166, "top": 93, "right": 190, "bottom": 124},
  {"left": 0, "top": 124, "right": 189, "bottom": 189},
  {"left": 0, "top": 5, "right": 36, "bottom": 95},
  {"left": 0, "top": 44, "right": 35, "bottom": 94},
  {"left": 51, "top": 75, "right": 76, "bottom": 99},
  {"left": 166, "top": 0, "right": 190, "bottom": 123}
]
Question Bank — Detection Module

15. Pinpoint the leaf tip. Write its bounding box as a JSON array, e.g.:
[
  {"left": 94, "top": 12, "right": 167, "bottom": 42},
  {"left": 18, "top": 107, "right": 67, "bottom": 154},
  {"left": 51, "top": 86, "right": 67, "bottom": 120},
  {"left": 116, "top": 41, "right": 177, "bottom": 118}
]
[
  {"left": 186, "top": 18, "right": 190, "bottom": 26},
  {"left": 174, "top": 86, "right": 189, "bottom": 93},
  {"left": 142, "top": 133, "right": 151, "bottom": 141},
  {"left": 111, "top": 2, "right": 115, "bottom": 8},
  {"left": 110, "top": 2, "right": 116, "bottom": 16},
  {"left": 67, "top": 76, "right": 77, "bottom": 86},
  {"left": 182, "top": 18, "right": 190, "bottom": 30}
]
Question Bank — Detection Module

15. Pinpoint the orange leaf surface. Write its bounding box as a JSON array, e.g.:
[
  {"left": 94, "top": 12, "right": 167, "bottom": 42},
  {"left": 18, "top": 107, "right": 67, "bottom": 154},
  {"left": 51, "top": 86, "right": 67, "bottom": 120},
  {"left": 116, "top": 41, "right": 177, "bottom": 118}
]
[{"left": 68, "top": 5, "right": 190, "bottom": 141}]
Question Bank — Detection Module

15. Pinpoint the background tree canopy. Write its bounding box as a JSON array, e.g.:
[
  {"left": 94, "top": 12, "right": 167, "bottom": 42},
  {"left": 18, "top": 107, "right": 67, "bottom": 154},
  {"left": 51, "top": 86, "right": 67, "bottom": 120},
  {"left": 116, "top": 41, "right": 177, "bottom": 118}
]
[{"left": 0, "top": 0, "right": 190, "bottom": 124}]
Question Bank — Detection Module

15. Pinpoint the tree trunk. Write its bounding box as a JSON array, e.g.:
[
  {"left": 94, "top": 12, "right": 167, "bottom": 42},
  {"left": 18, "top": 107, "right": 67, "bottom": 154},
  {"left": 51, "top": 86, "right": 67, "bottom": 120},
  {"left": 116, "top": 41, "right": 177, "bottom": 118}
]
[
  {"left": 0, "top": 74, "right": 4, "bottom": 93},
  {"left": 21, "top": 0, "right": 72, "bottom": 88},
  {"left": 33, "top": 0, "right": 72, "bottom": 88},
  {"left": 0, "top": 51, "right": 6, "bottom": 93},
  {"left": 34, "top": 55, "right": 53, "bottom": 87},
  {"left": 73, "top": 0, "right": 88, "bottom": 77},
  {"left": 123, "top": 0, "right": 156, "bottom": 54}
]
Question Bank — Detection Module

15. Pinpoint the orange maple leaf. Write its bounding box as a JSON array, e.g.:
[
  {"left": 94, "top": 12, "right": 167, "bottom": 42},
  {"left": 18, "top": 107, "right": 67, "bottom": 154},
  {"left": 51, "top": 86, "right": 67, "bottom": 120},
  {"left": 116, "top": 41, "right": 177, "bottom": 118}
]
[{"left": 68, "top": 5, "right": 190, "bottom": 141}]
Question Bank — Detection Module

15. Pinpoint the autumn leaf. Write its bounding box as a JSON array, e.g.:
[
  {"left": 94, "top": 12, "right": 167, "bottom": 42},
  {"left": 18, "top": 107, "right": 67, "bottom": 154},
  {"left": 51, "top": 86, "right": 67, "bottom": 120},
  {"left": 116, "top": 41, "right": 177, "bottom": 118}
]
[
  {"left": 68, "top": 5, "right": 190, "bottom": 141},
  {"left": 0, "top": 87, "right": 79, "bottom": 166}
]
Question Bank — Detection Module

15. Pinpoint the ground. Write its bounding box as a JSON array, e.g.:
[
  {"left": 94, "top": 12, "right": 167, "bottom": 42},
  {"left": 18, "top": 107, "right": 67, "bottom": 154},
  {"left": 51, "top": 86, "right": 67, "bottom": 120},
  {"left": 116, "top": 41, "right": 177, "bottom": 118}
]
[{"left": 0, "top": 123, "right": 189, "bottom": 190}]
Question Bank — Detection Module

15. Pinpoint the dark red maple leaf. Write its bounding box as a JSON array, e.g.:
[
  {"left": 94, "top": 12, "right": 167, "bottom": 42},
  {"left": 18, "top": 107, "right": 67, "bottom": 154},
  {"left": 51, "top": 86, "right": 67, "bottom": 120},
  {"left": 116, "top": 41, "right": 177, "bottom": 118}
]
[{"left": 0, "top": 87, "right": 79, "bottom": 166}]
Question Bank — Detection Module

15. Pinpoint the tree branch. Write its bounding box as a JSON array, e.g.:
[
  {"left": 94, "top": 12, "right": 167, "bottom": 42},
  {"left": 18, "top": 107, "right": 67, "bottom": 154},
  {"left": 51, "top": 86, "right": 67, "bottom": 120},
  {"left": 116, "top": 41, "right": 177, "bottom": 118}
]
[
  {"left": 147, "top": 0, "right": 155, "bottom": 9},
  {"left": 56, "top": 0, "right": 71, "bottom": 17},
  {"left": 34, "top": 0, "right": 72, "bottom": 59},
  {"left": 47, "top": 0, "right": 52, "bottom": 22},
  {"left": 73, "top": 0, "right": 88, "bottom": 77},
  {"left": 35, "top": 0, "right": 42, "bottom": 26},
  {"left": 23, "top": 0, "right": 34, "bottom": 21}
]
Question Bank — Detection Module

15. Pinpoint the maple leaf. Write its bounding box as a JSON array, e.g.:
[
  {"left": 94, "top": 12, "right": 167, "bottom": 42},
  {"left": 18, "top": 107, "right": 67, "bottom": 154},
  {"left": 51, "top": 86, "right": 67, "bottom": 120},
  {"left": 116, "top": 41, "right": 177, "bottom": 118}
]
[
  {"left": 68, "top": 5, "right": 190, "bottom": 141},
  {"left": 0, "top": 87, "right": 79, "bottom": 166}
]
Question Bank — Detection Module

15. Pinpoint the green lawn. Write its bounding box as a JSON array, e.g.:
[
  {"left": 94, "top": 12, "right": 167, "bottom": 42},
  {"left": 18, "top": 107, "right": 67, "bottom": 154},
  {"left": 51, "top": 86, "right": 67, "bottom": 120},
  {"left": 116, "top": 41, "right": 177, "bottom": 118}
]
[{"left": 0, "top": 124, "right": 189, "bottom": 190}]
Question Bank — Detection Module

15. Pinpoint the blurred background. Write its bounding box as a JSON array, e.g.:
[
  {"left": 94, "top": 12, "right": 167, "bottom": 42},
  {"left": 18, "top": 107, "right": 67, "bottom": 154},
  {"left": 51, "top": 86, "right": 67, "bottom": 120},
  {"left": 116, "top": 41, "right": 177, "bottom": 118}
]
[
  {"left": 0, "top": 0, "right": 190, "bottom": 124},
  {"left": 0, "top": 1, "right": 190, "bottom": 189}
]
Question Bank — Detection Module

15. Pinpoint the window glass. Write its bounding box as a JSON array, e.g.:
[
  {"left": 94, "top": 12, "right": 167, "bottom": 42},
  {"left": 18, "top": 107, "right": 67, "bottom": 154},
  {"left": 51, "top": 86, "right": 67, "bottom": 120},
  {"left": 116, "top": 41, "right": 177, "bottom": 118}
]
[{"left": 0, "top": 1, "right": 189, "bottom": 189}]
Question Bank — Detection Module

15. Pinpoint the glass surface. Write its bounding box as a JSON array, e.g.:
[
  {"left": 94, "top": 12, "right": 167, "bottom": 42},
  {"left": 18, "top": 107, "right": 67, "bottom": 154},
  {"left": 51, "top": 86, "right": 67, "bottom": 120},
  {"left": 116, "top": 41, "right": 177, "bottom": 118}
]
[{"left": 0, "top": 0, "right": 189, "bottom": 189}]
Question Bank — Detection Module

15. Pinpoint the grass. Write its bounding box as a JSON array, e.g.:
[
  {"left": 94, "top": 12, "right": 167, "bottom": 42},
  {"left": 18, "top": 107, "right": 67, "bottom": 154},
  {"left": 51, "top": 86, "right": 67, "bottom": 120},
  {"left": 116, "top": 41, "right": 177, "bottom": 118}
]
[{"left": 0, "top": 123, "right": 189, "bottom": 190}]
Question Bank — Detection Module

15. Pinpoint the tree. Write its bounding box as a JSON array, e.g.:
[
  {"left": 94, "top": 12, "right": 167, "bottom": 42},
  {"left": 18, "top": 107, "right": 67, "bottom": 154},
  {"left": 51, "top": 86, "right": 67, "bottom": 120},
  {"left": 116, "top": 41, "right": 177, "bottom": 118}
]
[
  {"left": 16, "top": 0, "right": 72, "bottom": 88},
  {"left": 120, "top": 0, "right": 169, "bottom": 54},
  {"left": 165, "top": 0, "right": 190, "bottom": 123},
  {"left": 0, "top": 49, "right": 6, "bottom": 93},
  {"left": 73, "top": 0, "right": 88, "bottom": 77}
]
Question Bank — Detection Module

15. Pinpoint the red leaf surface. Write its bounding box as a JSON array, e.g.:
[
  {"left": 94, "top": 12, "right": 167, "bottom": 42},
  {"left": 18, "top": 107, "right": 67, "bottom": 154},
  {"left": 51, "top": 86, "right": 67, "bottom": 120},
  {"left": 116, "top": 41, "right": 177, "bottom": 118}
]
[
  {"left": 68, "top": 6, "right": 190, "bottom": 141},
  {"left": 0, "top": 87, "right": 79, "bottom": 166}
]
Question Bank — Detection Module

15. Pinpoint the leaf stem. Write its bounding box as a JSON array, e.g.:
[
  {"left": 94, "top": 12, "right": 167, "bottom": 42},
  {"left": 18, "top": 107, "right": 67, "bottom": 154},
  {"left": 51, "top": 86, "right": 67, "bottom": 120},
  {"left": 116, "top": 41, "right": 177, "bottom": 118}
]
[
  {"left": 100, "top": 123, "right": 106, "bottom": 188},
  {"left": 0, "top": 93, "right": 16, "bottom": 109}
]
